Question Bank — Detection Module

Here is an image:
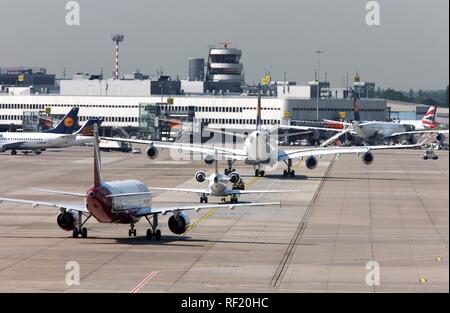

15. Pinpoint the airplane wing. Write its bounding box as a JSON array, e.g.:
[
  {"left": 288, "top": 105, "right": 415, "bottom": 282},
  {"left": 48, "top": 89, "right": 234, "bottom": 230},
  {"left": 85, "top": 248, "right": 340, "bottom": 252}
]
[
  {"left": 32, "top": 188, "right": 86, "bottom": 197},
  {"left": 279, "top": 125, "right": 344, "bottom": 132},
  {"left": 148, "top": 187, "right": 210, "bottom": 196},
  {"left": 226, "top": 189, "right": 299, "bottom": 195},
  {"left": 0, "top": 197, "right": 88, "bottom": 212},
  {"left": 101, "top": 137, "right": 247, "bottom": 161},
  {"left": 132, "top": 202, "right": 279, "bottom": 217},
  {"left": 278, "top": 143, "right": 420, "bottom": 161},
  {"left": 0, "top": 141, "right": 26, "bottom": 150},
  {"left": 390, "top": 129, "right": 449, "bottom": 137}
]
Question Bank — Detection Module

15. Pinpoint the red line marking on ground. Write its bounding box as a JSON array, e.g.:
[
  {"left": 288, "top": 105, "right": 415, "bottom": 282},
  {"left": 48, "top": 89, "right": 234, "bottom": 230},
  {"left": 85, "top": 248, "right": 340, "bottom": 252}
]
[{"left": 130, "top": 270, "right": 158, "bottom": 293}]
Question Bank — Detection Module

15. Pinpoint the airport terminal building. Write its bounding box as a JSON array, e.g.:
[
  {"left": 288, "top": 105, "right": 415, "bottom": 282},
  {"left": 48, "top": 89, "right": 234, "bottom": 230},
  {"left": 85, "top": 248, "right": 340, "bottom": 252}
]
[{"left": 0, "top": 93, "right": 387, "bottom": 135}]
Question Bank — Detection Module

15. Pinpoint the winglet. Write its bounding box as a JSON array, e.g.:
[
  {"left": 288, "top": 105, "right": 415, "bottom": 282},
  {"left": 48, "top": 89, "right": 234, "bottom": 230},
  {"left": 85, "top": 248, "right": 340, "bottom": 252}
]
[{"left": 93, "top": 124, "right": 103, "bottom": 187}]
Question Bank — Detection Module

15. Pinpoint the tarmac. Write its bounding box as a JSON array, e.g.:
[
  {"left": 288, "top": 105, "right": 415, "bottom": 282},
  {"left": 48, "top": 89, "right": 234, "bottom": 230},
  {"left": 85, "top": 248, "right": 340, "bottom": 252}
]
[{"left": 0, "top": 145, "right": 448, "bottom": 292}]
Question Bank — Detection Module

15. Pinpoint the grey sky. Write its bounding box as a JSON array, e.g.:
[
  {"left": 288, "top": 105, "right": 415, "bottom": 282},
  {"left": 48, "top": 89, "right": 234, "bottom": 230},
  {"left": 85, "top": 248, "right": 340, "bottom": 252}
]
[{"left": 0, "top": 0, "right": 448, "bottom": 90}]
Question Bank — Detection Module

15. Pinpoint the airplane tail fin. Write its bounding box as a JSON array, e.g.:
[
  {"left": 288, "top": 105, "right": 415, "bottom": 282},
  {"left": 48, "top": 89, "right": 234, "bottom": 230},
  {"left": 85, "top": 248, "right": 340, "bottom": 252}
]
[
  {"left": 44, "top": 107, "right": 79, "bottom": 134},
  {"left": 93, "top": 124, "right": 103, "bottom": 187},
  {"left": 256, "top": 89, "right": 262, "bottom": 131},
  {"left": 75, "top": 118, "right": 104, "bottom": 136},
  {"left": 350, "top": 88, "right": 361, "bottom": 122},
  {"left": 422, "top": 106, "right": 437, "bottom": 127}
]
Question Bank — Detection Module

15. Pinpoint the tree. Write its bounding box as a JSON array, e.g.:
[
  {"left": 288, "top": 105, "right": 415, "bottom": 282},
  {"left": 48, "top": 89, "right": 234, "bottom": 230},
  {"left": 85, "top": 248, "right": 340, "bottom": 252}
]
[
  {"left": 446, "top": 85, "right": 449, "bottom": 107},
  {"left": 408, "top": 89, "right": 414, "bottom": 100}
]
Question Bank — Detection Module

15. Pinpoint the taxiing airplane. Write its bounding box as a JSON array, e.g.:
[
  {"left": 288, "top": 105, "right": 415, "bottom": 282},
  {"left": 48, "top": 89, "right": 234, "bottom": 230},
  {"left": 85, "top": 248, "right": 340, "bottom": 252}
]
[
  {"left": 0, "top": 125, "right": 277, "bottom": 240},
  {"left": 150, "top": 157, "right": 298, "bottom": 204},
  {"left": 318, "top": 106, "right": 448, "bottom": 145},
  {"left": 103, "top": 92, "right": 422, "bottom": 178}
]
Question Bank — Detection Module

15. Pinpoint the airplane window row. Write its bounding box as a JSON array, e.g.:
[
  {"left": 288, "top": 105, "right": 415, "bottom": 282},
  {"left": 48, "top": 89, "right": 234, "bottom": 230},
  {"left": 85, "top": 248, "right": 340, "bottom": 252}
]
[
  {"left": 292, "top": 107, "right": 385, "bottom": 112},
  {"left": 0, "top": 137, "right": 43, "bottom": 141},
  {"left": 200, "top": 118, "right": 280, "bottom": 125}
]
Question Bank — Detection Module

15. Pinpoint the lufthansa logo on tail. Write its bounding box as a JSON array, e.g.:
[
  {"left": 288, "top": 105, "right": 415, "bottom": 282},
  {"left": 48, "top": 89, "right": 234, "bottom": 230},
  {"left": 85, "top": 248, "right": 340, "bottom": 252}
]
[{"left": 64, "top": 117, "right": 75, "bottom": 128}]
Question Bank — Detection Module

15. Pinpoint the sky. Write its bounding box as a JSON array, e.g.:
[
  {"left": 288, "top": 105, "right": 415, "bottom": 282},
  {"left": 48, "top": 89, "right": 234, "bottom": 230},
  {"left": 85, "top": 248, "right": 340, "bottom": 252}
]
[{"left": 0, "top": 0, "right": 448, "bottom": 90}]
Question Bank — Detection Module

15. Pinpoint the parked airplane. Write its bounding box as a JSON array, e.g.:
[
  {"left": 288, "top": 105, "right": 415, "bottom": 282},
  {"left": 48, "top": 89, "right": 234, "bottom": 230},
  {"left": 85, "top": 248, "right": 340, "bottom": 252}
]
[
  {"left": 0, "top": 109, "right": 102, "bottom": 155},
  {"left": 0, "top": 107, "right": 79, "bottom": 155},
  {"left": 104, "top": 92, "right": 421, "bottom": 178},
  {"left": 150, "top": 157, "right": 297, "bottom": 203},
  {"left": 0, "top": 125, "right": 277, "bottom": 240}
]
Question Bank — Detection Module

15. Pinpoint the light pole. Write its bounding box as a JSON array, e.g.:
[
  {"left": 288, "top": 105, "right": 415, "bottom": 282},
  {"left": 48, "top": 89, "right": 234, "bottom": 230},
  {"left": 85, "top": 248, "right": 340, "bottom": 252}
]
[
  {"left": 111, "top": 34, "right": 124, "bottom": 80},
  {"left": 315, "top": 49, "right": 324, "bottom": 121}
]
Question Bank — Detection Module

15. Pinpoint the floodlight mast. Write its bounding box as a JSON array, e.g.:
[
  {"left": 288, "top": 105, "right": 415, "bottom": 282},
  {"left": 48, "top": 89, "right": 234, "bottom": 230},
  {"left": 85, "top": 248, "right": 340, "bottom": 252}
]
[{"left": 111, "top": 34, "right": 124, "bottom": 79}]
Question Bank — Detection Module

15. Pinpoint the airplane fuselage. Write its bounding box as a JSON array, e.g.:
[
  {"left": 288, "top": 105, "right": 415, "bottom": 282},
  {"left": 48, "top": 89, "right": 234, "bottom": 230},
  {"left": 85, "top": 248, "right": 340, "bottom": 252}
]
[
  {"left": 86, "top": 179, "right": 151, "bottom": 224},
  {"left": 353, "top": 122, "right": 414, "bottom": 141},
  {"left": 397, "top": 120, "right": 435, "bottom": 131},
  {"left": 243, "top": 130, "right": 277, "bottom": 166},
  {"left": 0, "top": 132, "right": 76, "bottom": 151},
  {"left": 207, "top": 173, "right": 229, "bottom": 197},
  {"left": 52, "top": 135, "right": 94, "bottom": 148}
]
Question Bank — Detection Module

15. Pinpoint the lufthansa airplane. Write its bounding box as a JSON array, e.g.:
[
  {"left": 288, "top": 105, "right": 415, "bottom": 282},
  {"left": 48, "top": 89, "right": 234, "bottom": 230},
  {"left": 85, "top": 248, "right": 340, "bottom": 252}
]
[{"left": 0, "top": 108, "right": 103, "bottom": 155}]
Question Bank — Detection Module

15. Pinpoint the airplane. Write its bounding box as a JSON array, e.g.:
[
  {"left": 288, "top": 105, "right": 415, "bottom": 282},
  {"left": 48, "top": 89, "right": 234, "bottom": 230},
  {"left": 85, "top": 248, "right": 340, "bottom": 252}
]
[
  {"left": 0, "top": 125, "right": 278, "bottom": 240},
  {"left": 317, "top": 106, "right": 448, "bottom": 145},
  {"left": 103, "top": 91, "right": 422, "bottom": 178},
  {"left": 0, "top": 107, "right": 79, "bottom": 155},
  {"left": 149, "top": 157, "right": 298, "bottom": 204},
  {"left": 0, "top": 109, "right": 103, "bottom": 155}
]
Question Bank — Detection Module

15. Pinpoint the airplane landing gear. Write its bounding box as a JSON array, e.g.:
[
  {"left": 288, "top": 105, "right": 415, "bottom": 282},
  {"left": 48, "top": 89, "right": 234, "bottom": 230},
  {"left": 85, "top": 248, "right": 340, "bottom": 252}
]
[
  {"left": 11, "top": 150, "right": 17, "bottom": 155},
  {"left": 230, "top": 196, "right": 238, "bottom": 204},
  {"left": 254, "top": 165, "right": 265, "bottom": 177},
  {"left": 72, "top": 212, "right": 92, "bottom": 238},
  {"left": 224, "top": 160, "right": 237, "bottom": 175},
  {"left": 128, "top": 223, "right": 137, "bottom": 237},
  {"left": 145, "top": 214, "right": 161, "bottom": 240},
  {"left": 200, "top": 194, "right": 208, "bottom": 203},
  {"left": 283, "top": 159, "right": 295, "bottom": 178}
]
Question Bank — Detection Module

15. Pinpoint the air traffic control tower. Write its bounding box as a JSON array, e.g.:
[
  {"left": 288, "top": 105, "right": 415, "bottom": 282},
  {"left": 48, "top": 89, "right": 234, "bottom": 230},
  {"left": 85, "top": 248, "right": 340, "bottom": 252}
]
[{"left": 205, "top": 43, "right": 244, "bottom": 93}]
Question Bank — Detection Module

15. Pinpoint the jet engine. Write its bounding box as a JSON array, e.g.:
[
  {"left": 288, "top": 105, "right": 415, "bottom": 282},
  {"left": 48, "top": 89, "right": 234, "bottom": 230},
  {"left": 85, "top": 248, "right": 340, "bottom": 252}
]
[
  {"left": 56, "top": 210, "right": 78, "bottom": 231},
  {"left": 195, "top": 171, "right": 207, "bottom": 183},
  {"left": 437, "top": 133, "right": 446, "bottom": 142},
  {"left": 228, "top": 172, "right": 240, "bottom": 184},
  {"left": 305, "top": 156, "right": 318, "bottom": 170},
  {"left": 362, "top": 151, "right": 374, "bottom": 165},
  {"left": 203, "top": 154, "right": 215, "bottom": 165},
  {"left": 168, "top": 212, "right": 191, "bottom": 235},
  {"left": 146, "top": 145, "right": 159, "bottom": 159},
  {"left": 407, "top": 135, "right": 417, "bottom": 144}
]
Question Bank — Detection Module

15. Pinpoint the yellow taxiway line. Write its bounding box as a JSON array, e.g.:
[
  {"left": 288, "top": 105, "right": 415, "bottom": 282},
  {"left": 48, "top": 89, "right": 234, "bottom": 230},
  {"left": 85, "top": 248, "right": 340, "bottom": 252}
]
[
  {"left": 178, "top": 175, "right": 261, "bottom": 238},
  {"left": 178, "top": 159, "right": 304, "bottom": 238}
]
